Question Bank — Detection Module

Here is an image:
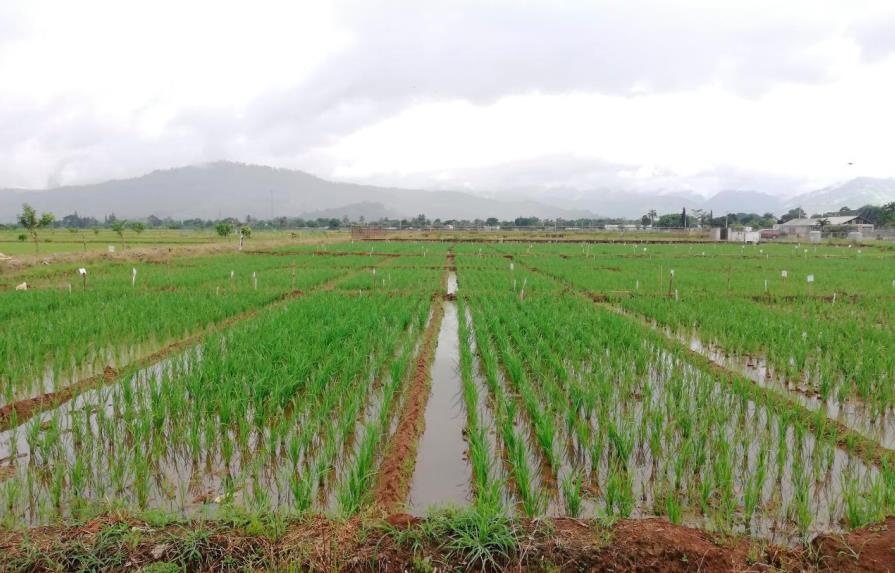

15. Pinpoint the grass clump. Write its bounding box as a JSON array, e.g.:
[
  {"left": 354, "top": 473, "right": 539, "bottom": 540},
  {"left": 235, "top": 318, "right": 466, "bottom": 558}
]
[{"left": 393, "top": 506, "right": 519, "bottom": 571}]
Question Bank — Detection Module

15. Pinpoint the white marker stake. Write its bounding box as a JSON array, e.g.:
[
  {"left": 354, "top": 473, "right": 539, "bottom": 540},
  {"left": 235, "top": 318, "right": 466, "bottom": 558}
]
[
  {"left": 131, "top": 267, "right": 137, "bottom": 287},
  {"left": 636, "top": 280, "right": 640, "bottom": 290},
  {"left": 78, "top": 267, "right": 88, "bottom": 288},
  {"left": 252, "top": 272, "right": 257, "bottom": 290},
  {"left": 764, "top": 279, "right": 768, "bottom": 292},
  {"left": 67, "top": 283, "right": 72, "bottom": 294},
  {"left": 509, "top": 262, "right": 514, "bottom": 271}
]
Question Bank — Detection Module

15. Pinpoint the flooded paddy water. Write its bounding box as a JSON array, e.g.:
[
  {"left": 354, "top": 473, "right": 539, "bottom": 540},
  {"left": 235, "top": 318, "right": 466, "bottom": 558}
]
[
  {"left": 5, "top": 241, "right": 895, "bottom": 553},
  {"left": 683, "top": 334, "right": 895, "bottom": 450},
  {"left": 408, "top": 273, "right": 472, "bottom": 512}
]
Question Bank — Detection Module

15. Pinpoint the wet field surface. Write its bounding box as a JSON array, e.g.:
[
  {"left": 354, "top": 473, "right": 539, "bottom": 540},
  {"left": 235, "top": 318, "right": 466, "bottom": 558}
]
[{"left": 408, "top": 273, "right": 472, "bottom": 512}]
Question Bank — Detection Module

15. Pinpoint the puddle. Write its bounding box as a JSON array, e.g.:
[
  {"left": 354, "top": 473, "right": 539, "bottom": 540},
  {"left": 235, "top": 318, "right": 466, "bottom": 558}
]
[
  {"left": 447, "top": 273, "right": 458, "bottom": 295},
  {"left": 408, "top": 275, "right": 471, "bottom": 512}
]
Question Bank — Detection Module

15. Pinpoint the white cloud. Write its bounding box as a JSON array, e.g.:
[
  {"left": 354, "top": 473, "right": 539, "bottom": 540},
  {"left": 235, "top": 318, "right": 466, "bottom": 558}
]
[
  {"left": 313, "top": 49, "right": 895, "bottom": 197},
  {"left": 1, "top": 0, "right": 894, "bottom": 196}
]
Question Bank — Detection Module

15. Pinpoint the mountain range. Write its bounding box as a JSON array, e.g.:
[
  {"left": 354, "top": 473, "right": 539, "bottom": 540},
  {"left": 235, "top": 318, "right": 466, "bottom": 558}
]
[{"left": 1, "top": 162, "right": 894, "bottom": 222}]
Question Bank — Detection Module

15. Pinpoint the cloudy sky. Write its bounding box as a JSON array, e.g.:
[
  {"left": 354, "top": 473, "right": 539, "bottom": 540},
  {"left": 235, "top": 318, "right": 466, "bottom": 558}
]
[{"left": 1, "top": 0, "right": 894, "bottom": 200}]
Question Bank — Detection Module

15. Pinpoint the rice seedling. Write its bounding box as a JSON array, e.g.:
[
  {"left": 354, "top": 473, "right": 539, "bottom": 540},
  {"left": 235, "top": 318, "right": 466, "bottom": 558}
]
[{"left": 4, "top": 240, "right": 895, "bottom": 548}]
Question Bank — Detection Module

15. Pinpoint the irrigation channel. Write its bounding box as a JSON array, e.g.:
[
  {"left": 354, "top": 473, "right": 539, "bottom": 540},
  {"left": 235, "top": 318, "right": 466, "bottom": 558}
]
[{"left": 407, "top": 272, "right": 472, "bottom": 511}]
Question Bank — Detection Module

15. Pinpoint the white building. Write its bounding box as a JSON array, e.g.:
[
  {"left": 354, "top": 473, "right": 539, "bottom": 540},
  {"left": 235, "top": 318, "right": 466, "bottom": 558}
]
[{"left": 775, "top": 216, "right": 874, "bottom": 237}]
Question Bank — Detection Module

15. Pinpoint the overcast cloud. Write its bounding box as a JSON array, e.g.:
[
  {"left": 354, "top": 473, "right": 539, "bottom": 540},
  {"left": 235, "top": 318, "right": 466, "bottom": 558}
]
[{"left": 1, "top": 0, "right": 894, "bottom": 199}]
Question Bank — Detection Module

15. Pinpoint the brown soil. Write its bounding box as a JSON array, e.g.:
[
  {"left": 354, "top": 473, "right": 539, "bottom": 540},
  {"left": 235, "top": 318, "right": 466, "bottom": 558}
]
[
  {"left": 373, "top": 236, "right": 719, "bottom": 244},
  {"left": 8, "top": 513, "right": 895, "bottom": 572},
  {"left": 373, "top": 297, "right": 445, "bottom": 512},
  {"left": 812, "top": 516, "right": 895, "bottom": 572},
  {"left": 0, "top": 237, "right": 347, "bottom": 276}
]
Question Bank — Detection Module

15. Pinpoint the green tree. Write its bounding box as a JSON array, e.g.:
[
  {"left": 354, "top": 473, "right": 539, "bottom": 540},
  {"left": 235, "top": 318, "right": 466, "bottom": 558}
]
[
  {"left": 215, "top": 222, "right": 234, "bottom": 237},
  {"left": 882, "top": 202, "right": 895, "bottom": 227},
  {"left": 110, "top": 220, "right": 127, "bottom": 249},
  {"left": 130, "top": 221, "right": 146, "bottom": 235},
  {"left": 779, "top": 207, "right": 805, "bottom": 224},
  {"left": 17, "top": 203, "right": 55, "bottom": 254}
]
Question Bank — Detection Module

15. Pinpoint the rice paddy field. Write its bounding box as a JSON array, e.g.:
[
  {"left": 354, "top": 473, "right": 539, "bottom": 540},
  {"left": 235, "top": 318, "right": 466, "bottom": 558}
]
[{"left": 2, "top": 238, "right": 895, "bottom": 571}]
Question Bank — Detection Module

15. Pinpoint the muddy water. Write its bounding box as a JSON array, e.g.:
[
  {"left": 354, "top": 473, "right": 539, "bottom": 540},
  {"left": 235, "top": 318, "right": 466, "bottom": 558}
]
[{"left": 408, "top": 275, "right": 471, "bottom": 512}]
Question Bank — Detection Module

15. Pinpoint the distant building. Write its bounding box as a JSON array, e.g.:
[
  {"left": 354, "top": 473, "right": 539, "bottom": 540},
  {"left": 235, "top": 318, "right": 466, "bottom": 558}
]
[
  {"left": 775, "top": 216, "right": 874, "bottom": 237},
  {"left": 711, "top": 227, "right": 761, "bottom": 243}
]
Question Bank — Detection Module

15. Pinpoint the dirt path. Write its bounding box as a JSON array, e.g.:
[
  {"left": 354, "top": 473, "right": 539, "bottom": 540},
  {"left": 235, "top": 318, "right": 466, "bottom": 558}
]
[
  {"left": 5, "top": 513, "right": 895, "bottom": 571},
  {"left": 0, "top": 236, "right": 349, "bottom": 275}
]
